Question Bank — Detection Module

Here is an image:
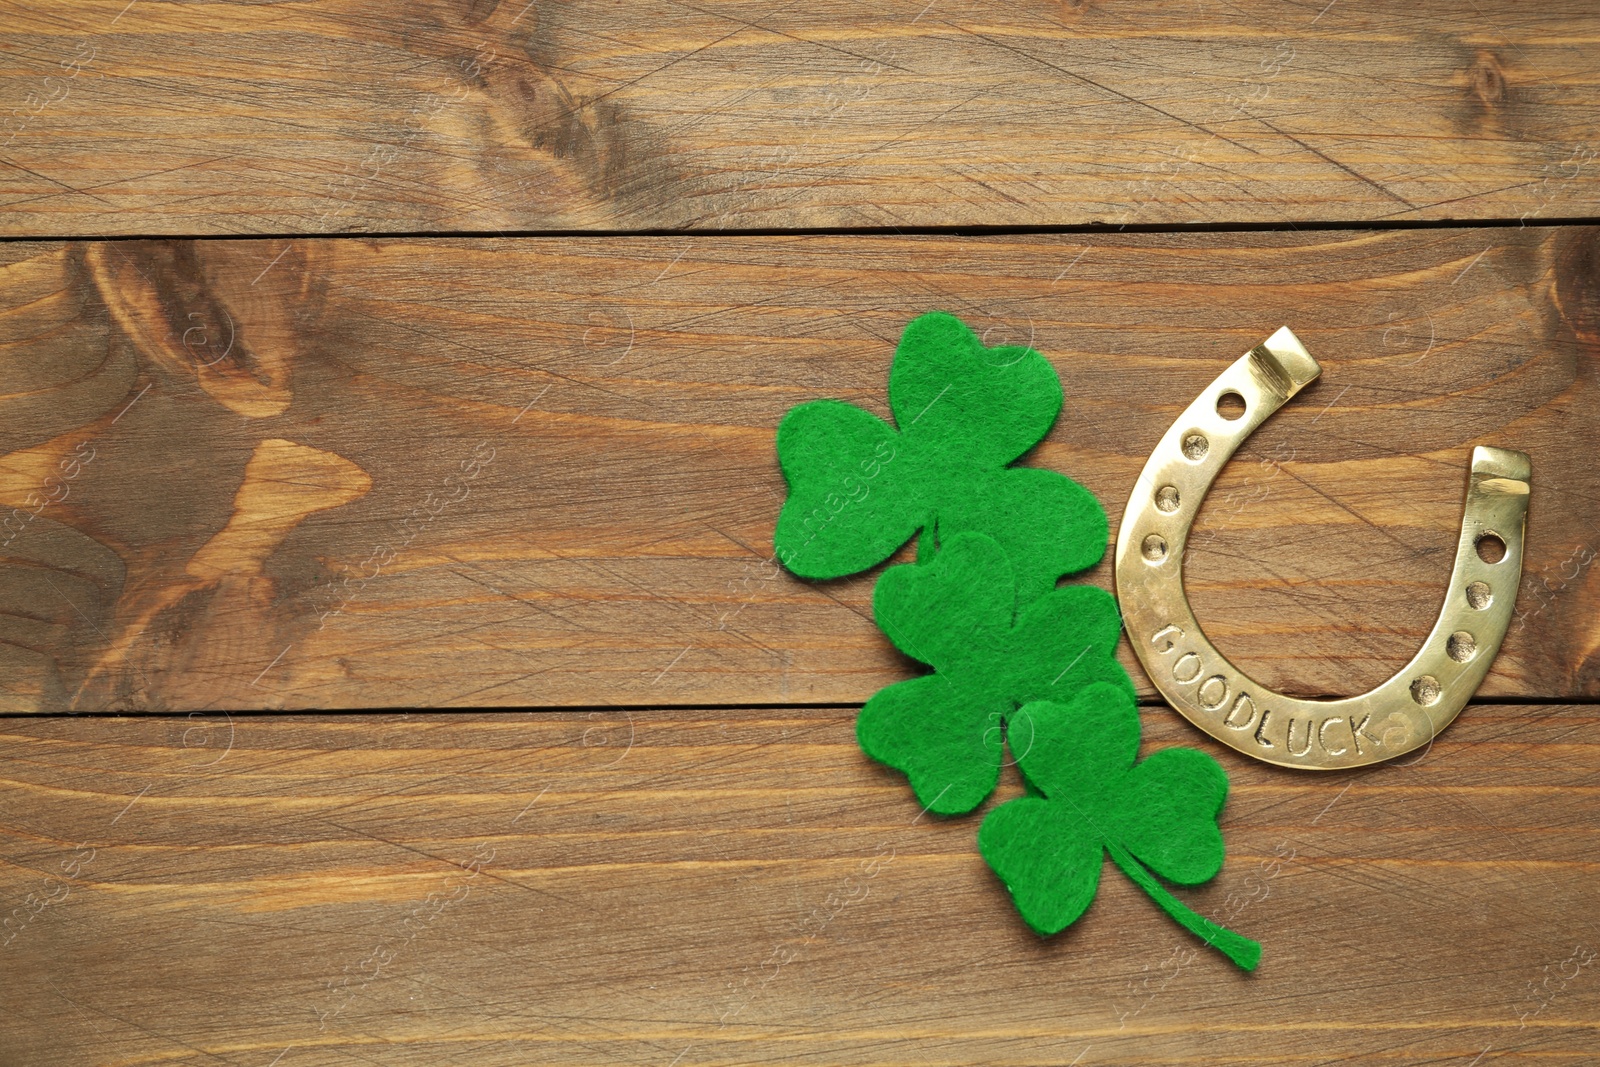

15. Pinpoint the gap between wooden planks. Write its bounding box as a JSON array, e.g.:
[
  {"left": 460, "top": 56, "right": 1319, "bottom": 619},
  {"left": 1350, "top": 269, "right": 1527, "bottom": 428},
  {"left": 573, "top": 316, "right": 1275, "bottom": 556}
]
[
  {"left": 0, "top": 704, "right": 1596, "bottom": 1065},
  {"left": 1, "top": 1, "right": 1599, "bottom": 234},
  {"left": 0, "top": 227, "right": 1596, "bottom": 711}
]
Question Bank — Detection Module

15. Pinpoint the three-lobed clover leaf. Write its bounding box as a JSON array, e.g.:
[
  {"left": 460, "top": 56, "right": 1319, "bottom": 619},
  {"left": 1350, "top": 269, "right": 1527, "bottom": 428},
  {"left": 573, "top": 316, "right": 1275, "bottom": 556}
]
[
  {"left": 773, "top": 311, "right": 1108, "bottom": 605},
  {"left": 856, "top": 532, "right": 1132, "bottom": 817},
  {"left": 978, "top": 682, "right": 1261, "bottom": 971}
]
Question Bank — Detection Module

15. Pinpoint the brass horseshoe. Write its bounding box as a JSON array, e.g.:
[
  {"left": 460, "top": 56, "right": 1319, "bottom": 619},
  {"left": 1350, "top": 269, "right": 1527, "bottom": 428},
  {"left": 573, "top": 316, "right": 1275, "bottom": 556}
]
[{"left": 1114, "top": 328, "right": 1530, "bottom": 770}]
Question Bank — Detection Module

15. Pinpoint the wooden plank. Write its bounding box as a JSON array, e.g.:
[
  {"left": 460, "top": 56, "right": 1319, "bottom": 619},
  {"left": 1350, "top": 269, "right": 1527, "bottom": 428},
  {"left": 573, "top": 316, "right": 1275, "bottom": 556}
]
[
  {"left": 1, "top": 705, "right": 1596, "bottom": 1064},
  {"left": 2, "top": 2, "right": 1599, "bottom": 234},
  {"left": 1, "top": 227, "right": 1598, "bottom": 711}
]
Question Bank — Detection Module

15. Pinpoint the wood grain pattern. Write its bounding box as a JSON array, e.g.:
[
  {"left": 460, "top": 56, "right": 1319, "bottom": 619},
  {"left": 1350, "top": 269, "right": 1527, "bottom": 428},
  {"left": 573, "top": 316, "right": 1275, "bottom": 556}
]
[
  {"left": 6, "top": 3, "right": 1599, "bottom": 1063},
  {"left": 1, "top": 705, "right": 1596, "bottom": 1065},
  {"left": 2, "top": 1, "right": 1599, "bottom": 235},
  {"left": 1, "top": 227, "right": 1598, "bottom": 711}
]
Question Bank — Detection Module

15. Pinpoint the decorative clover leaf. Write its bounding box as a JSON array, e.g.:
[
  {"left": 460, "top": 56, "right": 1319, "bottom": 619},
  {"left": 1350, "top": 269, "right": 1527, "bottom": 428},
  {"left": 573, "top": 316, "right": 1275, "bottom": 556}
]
[
  {"left": 772, "top": 311, "right": 1262, "bottom": 969},
  {"left": 856, "top": 532, "right": 1132, "bottom": 817},
  {"left": 773, "top": 311, "right": 1108, "bottom": 605},
  {"left": 978, "top": 683, "right": 1261, "bottom": 971}
]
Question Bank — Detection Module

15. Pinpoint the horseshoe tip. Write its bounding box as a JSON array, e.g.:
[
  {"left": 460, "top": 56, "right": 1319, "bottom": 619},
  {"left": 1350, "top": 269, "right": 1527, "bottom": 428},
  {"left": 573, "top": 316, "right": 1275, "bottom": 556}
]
[
  {"left": 1258, "top": 326, "right": 1322, "bottom": 397},
  {"left": 1471, "top": 445, "right": 1532, "bottom": 487}
]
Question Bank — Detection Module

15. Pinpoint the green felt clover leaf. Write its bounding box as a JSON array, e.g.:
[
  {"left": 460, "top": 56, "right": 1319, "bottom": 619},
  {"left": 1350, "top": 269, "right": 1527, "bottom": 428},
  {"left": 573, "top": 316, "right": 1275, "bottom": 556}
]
[
  {"left": 978, "top": 683, "right": 1261, "bottom": 971},
  {"left": 773, "top": 311, "right": 1108, "bottom": 605},
  {"left": 856, "top": 532, "right": 1132, "bottom": 817}
]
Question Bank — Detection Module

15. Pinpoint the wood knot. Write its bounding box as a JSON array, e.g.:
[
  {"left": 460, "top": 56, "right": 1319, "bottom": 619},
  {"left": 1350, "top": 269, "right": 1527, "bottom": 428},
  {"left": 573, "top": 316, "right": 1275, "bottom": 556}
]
[
  {"left": 85, "top": 241, "right": 317, "bottom": 419},
  {"left": 1468, "top": 50, "right": 1508, "bottom": 109}
]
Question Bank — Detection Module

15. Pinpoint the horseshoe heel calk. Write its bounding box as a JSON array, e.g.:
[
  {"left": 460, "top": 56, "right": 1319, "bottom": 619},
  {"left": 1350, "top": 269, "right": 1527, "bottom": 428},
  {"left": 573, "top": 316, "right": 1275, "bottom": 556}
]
[{"left": 1114, "top": 327, "right": 1530, "bottom": 770}]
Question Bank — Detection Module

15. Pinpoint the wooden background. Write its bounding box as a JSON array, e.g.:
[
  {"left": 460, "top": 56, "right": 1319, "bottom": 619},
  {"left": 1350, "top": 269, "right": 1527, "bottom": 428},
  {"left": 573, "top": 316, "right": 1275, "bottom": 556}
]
[{"left": 2, "top": 1, "right": 1598, "bottom": 1064}]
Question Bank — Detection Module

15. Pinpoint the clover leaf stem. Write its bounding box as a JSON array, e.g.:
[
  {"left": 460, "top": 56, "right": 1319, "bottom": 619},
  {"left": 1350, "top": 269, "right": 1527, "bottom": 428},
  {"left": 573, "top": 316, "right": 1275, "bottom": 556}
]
[{"left": 1106, "top": 841, "right": 1261, "bottom": 972}]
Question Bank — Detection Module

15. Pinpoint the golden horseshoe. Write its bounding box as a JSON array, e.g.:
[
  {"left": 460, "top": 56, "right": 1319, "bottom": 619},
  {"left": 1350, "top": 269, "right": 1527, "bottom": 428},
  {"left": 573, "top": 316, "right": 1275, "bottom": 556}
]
[{"left": 1114, "top": 327, "right": 1530, "bottom": 770}]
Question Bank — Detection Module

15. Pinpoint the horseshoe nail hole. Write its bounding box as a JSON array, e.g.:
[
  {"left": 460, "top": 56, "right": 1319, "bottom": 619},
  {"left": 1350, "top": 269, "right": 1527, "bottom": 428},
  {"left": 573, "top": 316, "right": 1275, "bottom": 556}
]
[
  {"left": 1141, "top": 533, "right": 1168, "bottom": 563},
  {"left": 1181, "top": 432, "right": 1209, "bottom": 461},
  {"left": 1155, "top": 485, "right": 1180, "bottom": 513},
  {"left": 1447, "top": 630, "right": 1477, "bottom": 662},
  {"left": 1475, "top": 532, "right": 1507, "bottom": 564},
  {"left": 1465, "top": 581, "right": 1493, "bottom": 609},
  {"left": 1216, "top": 390, "right": 1247, "bottom": 420},
  {"left": 1410, "top": 674, "right": 1442, "bottom": 706}
]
